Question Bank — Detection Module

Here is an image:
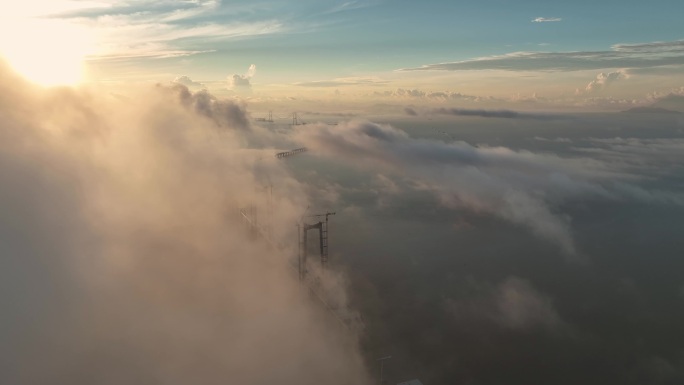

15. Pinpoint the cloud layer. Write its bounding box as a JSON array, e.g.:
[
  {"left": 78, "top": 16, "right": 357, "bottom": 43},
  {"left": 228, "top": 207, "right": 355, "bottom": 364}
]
[
  {"left": 288, "top": 112, "right": 684, "bottom": 384},
  {"left": 0, "top": 62, "right": 369, "bottom": 385},
  {"left": 293, "top": 118, "right": 684, "bottom": 258},
  {"left": 400, "top": 40, "right": 684, "bottom": 72}
]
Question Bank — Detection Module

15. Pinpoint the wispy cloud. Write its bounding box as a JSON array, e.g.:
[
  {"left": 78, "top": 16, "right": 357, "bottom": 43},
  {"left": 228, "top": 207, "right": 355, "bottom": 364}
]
[
  {"left": 399, "top": 40, "right": 684, "bottom": 72},
  {"left": 43, "top": 1, "right": 287, "bottom": 60},
  {"left": 322, "top": 0, "right": 381, "bottom": 15},
  {"left": 532, "top": 17, "right": 562, "bottom": 23},
  {"left": 89, "top": 21, "right": 283, "bottom": 60},
  {"left": 371, "top": 88, "right": 484, "bottom": 102},
  {"left": 431, "top": 108, "right": 564, "bottom": 120},
  {"left": 295, "top": 77, "right": 389, "bottom": 87}
]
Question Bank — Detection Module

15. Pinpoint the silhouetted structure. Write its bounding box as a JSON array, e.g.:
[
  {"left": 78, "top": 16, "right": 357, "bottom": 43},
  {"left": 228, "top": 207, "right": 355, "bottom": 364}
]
[
  {"left": 275, "top": 147, "right": 307, "bottom": 159},
  {"left": 298, "top": 212, "right": 335, "bottom": 280}
]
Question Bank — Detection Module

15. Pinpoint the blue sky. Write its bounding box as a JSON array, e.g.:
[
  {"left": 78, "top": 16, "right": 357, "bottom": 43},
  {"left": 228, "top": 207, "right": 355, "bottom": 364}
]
[{"left": 2, "top": 0, "right": 684, "bottom": 106}]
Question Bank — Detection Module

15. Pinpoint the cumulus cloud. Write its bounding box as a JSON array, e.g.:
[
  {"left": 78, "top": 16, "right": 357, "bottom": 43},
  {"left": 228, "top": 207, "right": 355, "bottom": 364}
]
[
  {"left": 171, "top": 84, "right": 250, "bottom": 129},
  {"left": 583, "top": 71, "right": 625, "bottom": 93},
  {"left": 172, "top": 75, "right": 205, "bottom": 88},
  {"left": 230, "top": 74, "right": 252, "bottom": 88},
  {"left": 229, "top": 64, "right": 257, "bottom": 90},
  {"left": 0, "top": 62, "right": 369, "bottom": 385},
  {"left": 532, "top": 17, "right": 562, "bottom": 22}
]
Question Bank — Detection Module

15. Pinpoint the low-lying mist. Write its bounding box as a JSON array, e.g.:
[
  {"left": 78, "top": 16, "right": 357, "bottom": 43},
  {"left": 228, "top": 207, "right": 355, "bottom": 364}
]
[
  {"left": 4, "top": 58, "right": 684, "bottom": 385},
  {"left": 0, "top": 62, "right": 370, "bottom": 385},
  {"left": 286, "top": 113, "right": 684, "bottom": 385}
]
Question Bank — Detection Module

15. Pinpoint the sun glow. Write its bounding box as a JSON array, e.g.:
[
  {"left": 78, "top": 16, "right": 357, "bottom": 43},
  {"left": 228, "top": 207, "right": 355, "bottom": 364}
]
[{"left": 0, "top": 4, "right": 94, "bottom": 86}]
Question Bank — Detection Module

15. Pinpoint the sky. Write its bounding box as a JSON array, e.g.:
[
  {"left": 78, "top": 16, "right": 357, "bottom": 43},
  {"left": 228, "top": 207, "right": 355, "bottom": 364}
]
[
  {"left": 2, "top": 0, "right": 684, "bottom": 105},
  {"left": 2, "top": 2, "right": 684, "bottom": 385}
]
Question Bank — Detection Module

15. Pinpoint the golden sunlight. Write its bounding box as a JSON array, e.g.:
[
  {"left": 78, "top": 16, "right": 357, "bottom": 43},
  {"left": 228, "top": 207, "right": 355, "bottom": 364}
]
[{"left": 0, "top": 4, "right": 93, "bottom": 86}]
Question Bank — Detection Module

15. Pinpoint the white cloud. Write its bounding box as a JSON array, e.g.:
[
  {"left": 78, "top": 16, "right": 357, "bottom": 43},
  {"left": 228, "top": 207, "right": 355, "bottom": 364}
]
[
  {"left": 323, "top": 0, "right": 379, "bottom": 15},
  {"left": 91, "top": 21, "right": 282, "bottom": 60},
  {"left": 583, "top": 71, "right": 626, "bottom": 93},
  {"left": 294, "top": 121, "right": 582, "bottom": 253},
  {"left": 230, "top": 75, "right": 251, "bottom": 88},
  {"left": 399, "top": 39, "right": 684, "bottom": 72},
  {"left": 172, "top": 75, "right": 204, "bottom": 88},
  {"left": 0, "top": 63, "right": 370, "bottom": 384},
  {"left": 372, "top": 88, "right": 482, "bottom": 102},
  {"left": 532, "top": 17, "right": 562, "bottom": 23},
  {"left": 228, "top": 64, "right": 257, "bottom": 90},
  {"left": 293, "top": 119, "right": 684, "bottom": 256},
  {"left": 36, "top": 2, "right": 285, "bottom": 60},
  {"left": 295, "top": 77, "right": 389, "bottom": 87}
]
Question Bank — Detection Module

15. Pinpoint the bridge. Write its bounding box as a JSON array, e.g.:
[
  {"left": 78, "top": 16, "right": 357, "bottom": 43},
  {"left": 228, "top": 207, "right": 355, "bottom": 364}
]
[{"left": 275, "top": 147, "right": 307, "bottom": 159}]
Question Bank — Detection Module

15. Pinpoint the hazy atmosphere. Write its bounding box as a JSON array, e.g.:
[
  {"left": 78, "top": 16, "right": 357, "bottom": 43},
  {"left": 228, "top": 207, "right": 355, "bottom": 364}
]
[{"left": 2, "top": 1, "right": 684, "bottom": 384}]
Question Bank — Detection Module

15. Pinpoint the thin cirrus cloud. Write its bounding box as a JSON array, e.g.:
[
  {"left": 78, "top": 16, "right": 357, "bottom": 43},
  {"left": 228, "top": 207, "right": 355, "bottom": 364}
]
[
  {"left": 45, "top": 1, "right": 286, "bottom": 60},
  {"left": 399, "top": 40, "right": 684, "bottom": 72},
  {"left": 91, "top": 21, "right": 284, "bottom": 60},
  {"left": 322, "top": 0, "right": 380, "bottom": 15},
  {"left": 294, "top": 78, "right": 390, "bottom": 87},
  {"left": 532, "top": 17, "right": 562, "bottom": 22}
]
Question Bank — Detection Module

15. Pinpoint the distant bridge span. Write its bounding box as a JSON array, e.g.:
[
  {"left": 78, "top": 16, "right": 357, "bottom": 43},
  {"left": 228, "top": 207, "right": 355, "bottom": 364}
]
[{"left": 275, "top": 147, "right": 307, "bottom": 159}]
